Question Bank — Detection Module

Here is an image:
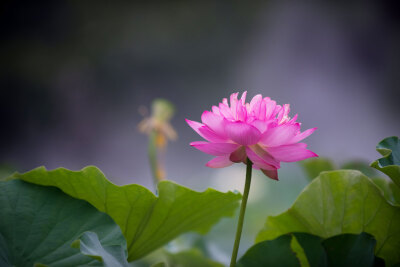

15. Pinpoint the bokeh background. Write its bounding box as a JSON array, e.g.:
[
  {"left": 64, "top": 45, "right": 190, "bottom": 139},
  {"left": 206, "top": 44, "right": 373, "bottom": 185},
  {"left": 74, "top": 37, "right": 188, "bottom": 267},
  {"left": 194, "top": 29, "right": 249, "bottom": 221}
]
[{"left": 1, "top": 1, "right": 399, "bottom": 264}]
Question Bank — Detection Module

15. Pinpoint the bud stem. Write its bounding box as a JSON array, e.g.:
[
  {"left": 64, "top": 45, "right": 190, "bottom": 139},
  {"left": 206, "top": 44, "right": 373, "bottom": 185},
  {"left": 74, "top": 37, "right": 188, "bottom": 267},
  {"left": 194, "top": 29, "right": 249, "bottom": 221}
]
[{"left": 148, "top": 131, "right": 164, "bottom": 193}]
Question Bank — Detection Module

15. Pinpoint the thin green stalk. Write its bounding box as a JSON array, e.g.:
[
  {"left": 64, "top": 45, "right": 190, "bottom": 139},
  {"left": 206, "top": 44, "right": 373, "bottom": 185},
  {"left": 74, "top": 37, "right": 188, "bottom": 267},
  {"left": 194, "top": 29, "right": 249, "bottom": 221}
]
[{"left": 230, "top": 158, "right": 253, "bottom": 267}]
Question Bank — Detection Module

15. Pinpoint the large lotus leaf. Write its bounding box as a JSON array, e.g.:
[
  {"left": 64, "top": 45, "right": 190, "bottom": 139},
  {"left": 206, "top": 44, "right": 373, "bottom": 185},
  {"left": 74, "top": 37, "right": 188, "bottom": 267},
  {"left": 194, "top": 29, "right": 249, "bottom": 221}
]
[
  {"left": 291, "top": 233, "right": 326, "bottom": 267},
  {"left": 72, "top": 232, "right": 130, "bottom": 267},
  {"left": 321, "top": 232, "right": 378, "bottom": 267},
  {"left": 301, "top": 158, "right": 378, "bottom": 181},
  {"left": 13, "top": 166, "right": 241, "bottom": 261},
  {"left": 302, "top": 157, "right": 398, "bottom": 205},
  {"left": 0, "top": 180, "right": 126, "bottom": 267},
  {"left": 237, "top": 234, "right": 300, "bottom": 267},
  {"left": 371, "top": 177, "right": 400, "bottom": 206},
  {"left": 0, "top": 164, "right": 15, "bottom": 181},
  {"left": 295, "top": 232, "right": 382, "bottom": 267},
  {"left": 0, "top": 233, "right": 11, "bottom": 266},
  {"left": 152, "top": 249, "right": 224, "bottom": 267},
  {"left": 371, "top": 136, "right": 400, "bottom": 187},
  {"left": 301, "top": 158, "right": 335, "bottom": 181},
  {"left": 256, "top": 170, "right": 400, "bottom": 266},
  {"left": 239, "top": 232, "right": 382, "bottom": 267}
]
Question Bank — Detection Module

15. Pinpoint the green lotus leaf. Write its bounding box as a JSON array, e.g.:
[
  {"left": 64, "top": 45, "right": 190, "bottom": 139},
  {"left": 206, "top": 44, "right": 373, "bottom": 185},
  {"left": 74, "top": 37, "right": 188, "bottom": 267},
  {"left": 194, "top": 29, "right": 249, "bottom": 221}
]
[
  {"left": 291, "top": 233, "right": 326, "bottom": 267},
  {"left": 237, "top": 234, "right": 300, "bottom": 267},
  {"left": 371, "top": 136, "right": 400, "bottom": 187},
  {"left": 13, "top": 166, "right": 241, "bottom": 261},
  {"left": 321, "top": 232, "right": 378, "bottom": 267},
  {"left": 302, "top": 158, "right": 379, "bottom": 183},
  {"left": 0, "top": 180, "right": 126, "bottom": 267},
  {"left": 239, "top": 232, "right": 383, "bottom": 267},
  {"left": 0, "top": 164, "right": 16, "bottom": 181},
  {"left": 72, "top": 231, "right": 129, "bottom": 267},
  {"left": 371, "top": 177, "right": 400, "bottom": 206},
  {"left": 301, "top": 158, "right": 335, "bottom": 181},
  {"left": 256, "top": 170, "right": 400, "bottom": 266},
  {"left": 152, "top": 249, "right": 223, "bottom": 267}
]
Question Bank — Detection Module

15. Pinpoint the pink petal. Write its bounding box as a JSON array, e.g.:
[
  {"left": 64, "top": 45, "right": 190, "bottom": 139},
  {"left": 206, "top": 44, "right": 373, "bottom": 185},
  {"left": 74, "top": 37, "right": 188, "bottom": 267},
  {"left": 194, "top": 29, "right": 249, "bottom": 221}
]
[
  {"left": 261, "top": 169, "right": 279, "bottom": 180},
  {"left": 247, "top": 156, "right": 276, "bottom": 171},
  {"left": 288, "top": 114, "right": 298, "bottom": 124},
  {"left": 277, "top": 104, "right": 290, "bottom": 123},
  {"left": 229, "top": 146, "right": 246, "bottom": 163},
  {"left": 198, "top": 126, "right": 228, "bottom": 143},
  {"left": 265, "top": 99, "right": 277, "bottom": 119},
  {"left": 289, "top": 127, "right": 317, "bottom": 144},
  {"left": 236, "top": 101, "right": 247, "bottom": 121},
  {"left": 201, "top": 111, "right": 226, "bottom": 136},
  {"left": 260, "top": 123, "right": 300, "bottom": 147},
  {"left": 240, "top": 91, "right": 247, "bottom": 104},
  {"left": 186, "top": 119, "right": 206, "bottom": 137},
  {"left": 246, "top": 145, "right": 280, "bottom": 170},
  {"left": 224, "top": 121, "right": 262, "bottom": 146},
  {"left": 273, "top": 105, "right": 282, "bottom": 118},
  {"left": 206, "top": 155, "right": 234, "bottom": 168},
  {"left": 230, "top": 92, "right": 239, "bottom": 116},
  {"left": 219, "top": 103, "right": 234, "bottom": 120},
  {"left": 250, "top": 119, "right": 272, "bottom": 133},
  {"left": 249, "top": 94, "right": 262, "bottom": 115},
  {"left": 190, "top": 141, "right": 239, "bottom": 156},
  {"left": 259, "top": 100, "right": 266, "bottom": 120},
  {"left": 252, "top": 164, "right": 261, "bottom": 170},
  {"left": 266, "top": 143, "right": 318, "bottom": 162},
  {"left": 212, "top": 106, "right": 220, "bottom": 115},
  {"left": 186, "top": 119, "right": 226, "bottom": 142}
]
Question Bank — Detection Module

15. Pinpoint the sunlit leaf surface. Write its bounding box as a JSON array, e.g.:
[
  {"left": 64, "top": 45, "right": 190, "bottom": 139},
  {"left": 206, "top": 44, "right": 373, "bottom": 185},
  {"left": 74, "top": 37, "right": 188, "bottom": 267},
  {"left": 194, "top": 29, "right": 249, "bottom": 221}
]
[
  {"left": 152, "top": 249, "right": 223, "bottom": 267},
  {"left": 256, "top": 170, "right": 400, "bottom": 266},
  {"left": 13, "top": 166, "right": 241, "bottom": 261}
]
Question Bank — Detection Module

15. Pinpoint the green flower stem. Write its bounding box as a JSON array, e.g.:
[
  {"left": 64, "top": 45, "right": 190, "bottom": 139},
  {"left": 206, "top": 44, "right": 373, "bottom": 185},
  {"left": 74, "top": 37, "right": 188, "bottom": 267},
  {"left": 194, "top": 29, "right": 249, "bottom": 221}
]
[{"left": 230, "top": 158, "right": 253, "bottom": 267}]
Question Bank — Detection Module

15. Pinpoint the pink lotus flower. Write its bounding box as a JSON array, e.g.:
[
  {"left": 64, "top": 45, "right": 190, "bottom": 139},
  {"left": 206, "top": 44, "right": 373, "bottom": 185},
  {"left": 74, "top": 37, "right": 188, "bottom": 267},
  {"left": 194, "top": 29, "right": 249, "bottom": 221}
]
[{"left": 186, "top": 92, "right": 318, "bottom": 180}]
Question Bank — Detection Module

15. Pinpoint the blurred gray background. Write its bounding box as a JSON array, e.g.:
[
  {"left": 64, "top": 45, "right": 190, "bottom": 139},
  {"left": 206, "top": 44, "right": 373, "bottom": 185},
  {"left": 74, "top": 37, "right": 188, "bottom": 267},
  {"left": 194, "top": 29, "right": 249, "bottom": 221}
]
[
  {"left": 2, "top": 1, "right": 399, "bottom": 185},
  {"left": 1, "top": 1, "right": 399, "bottom": 262}
]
